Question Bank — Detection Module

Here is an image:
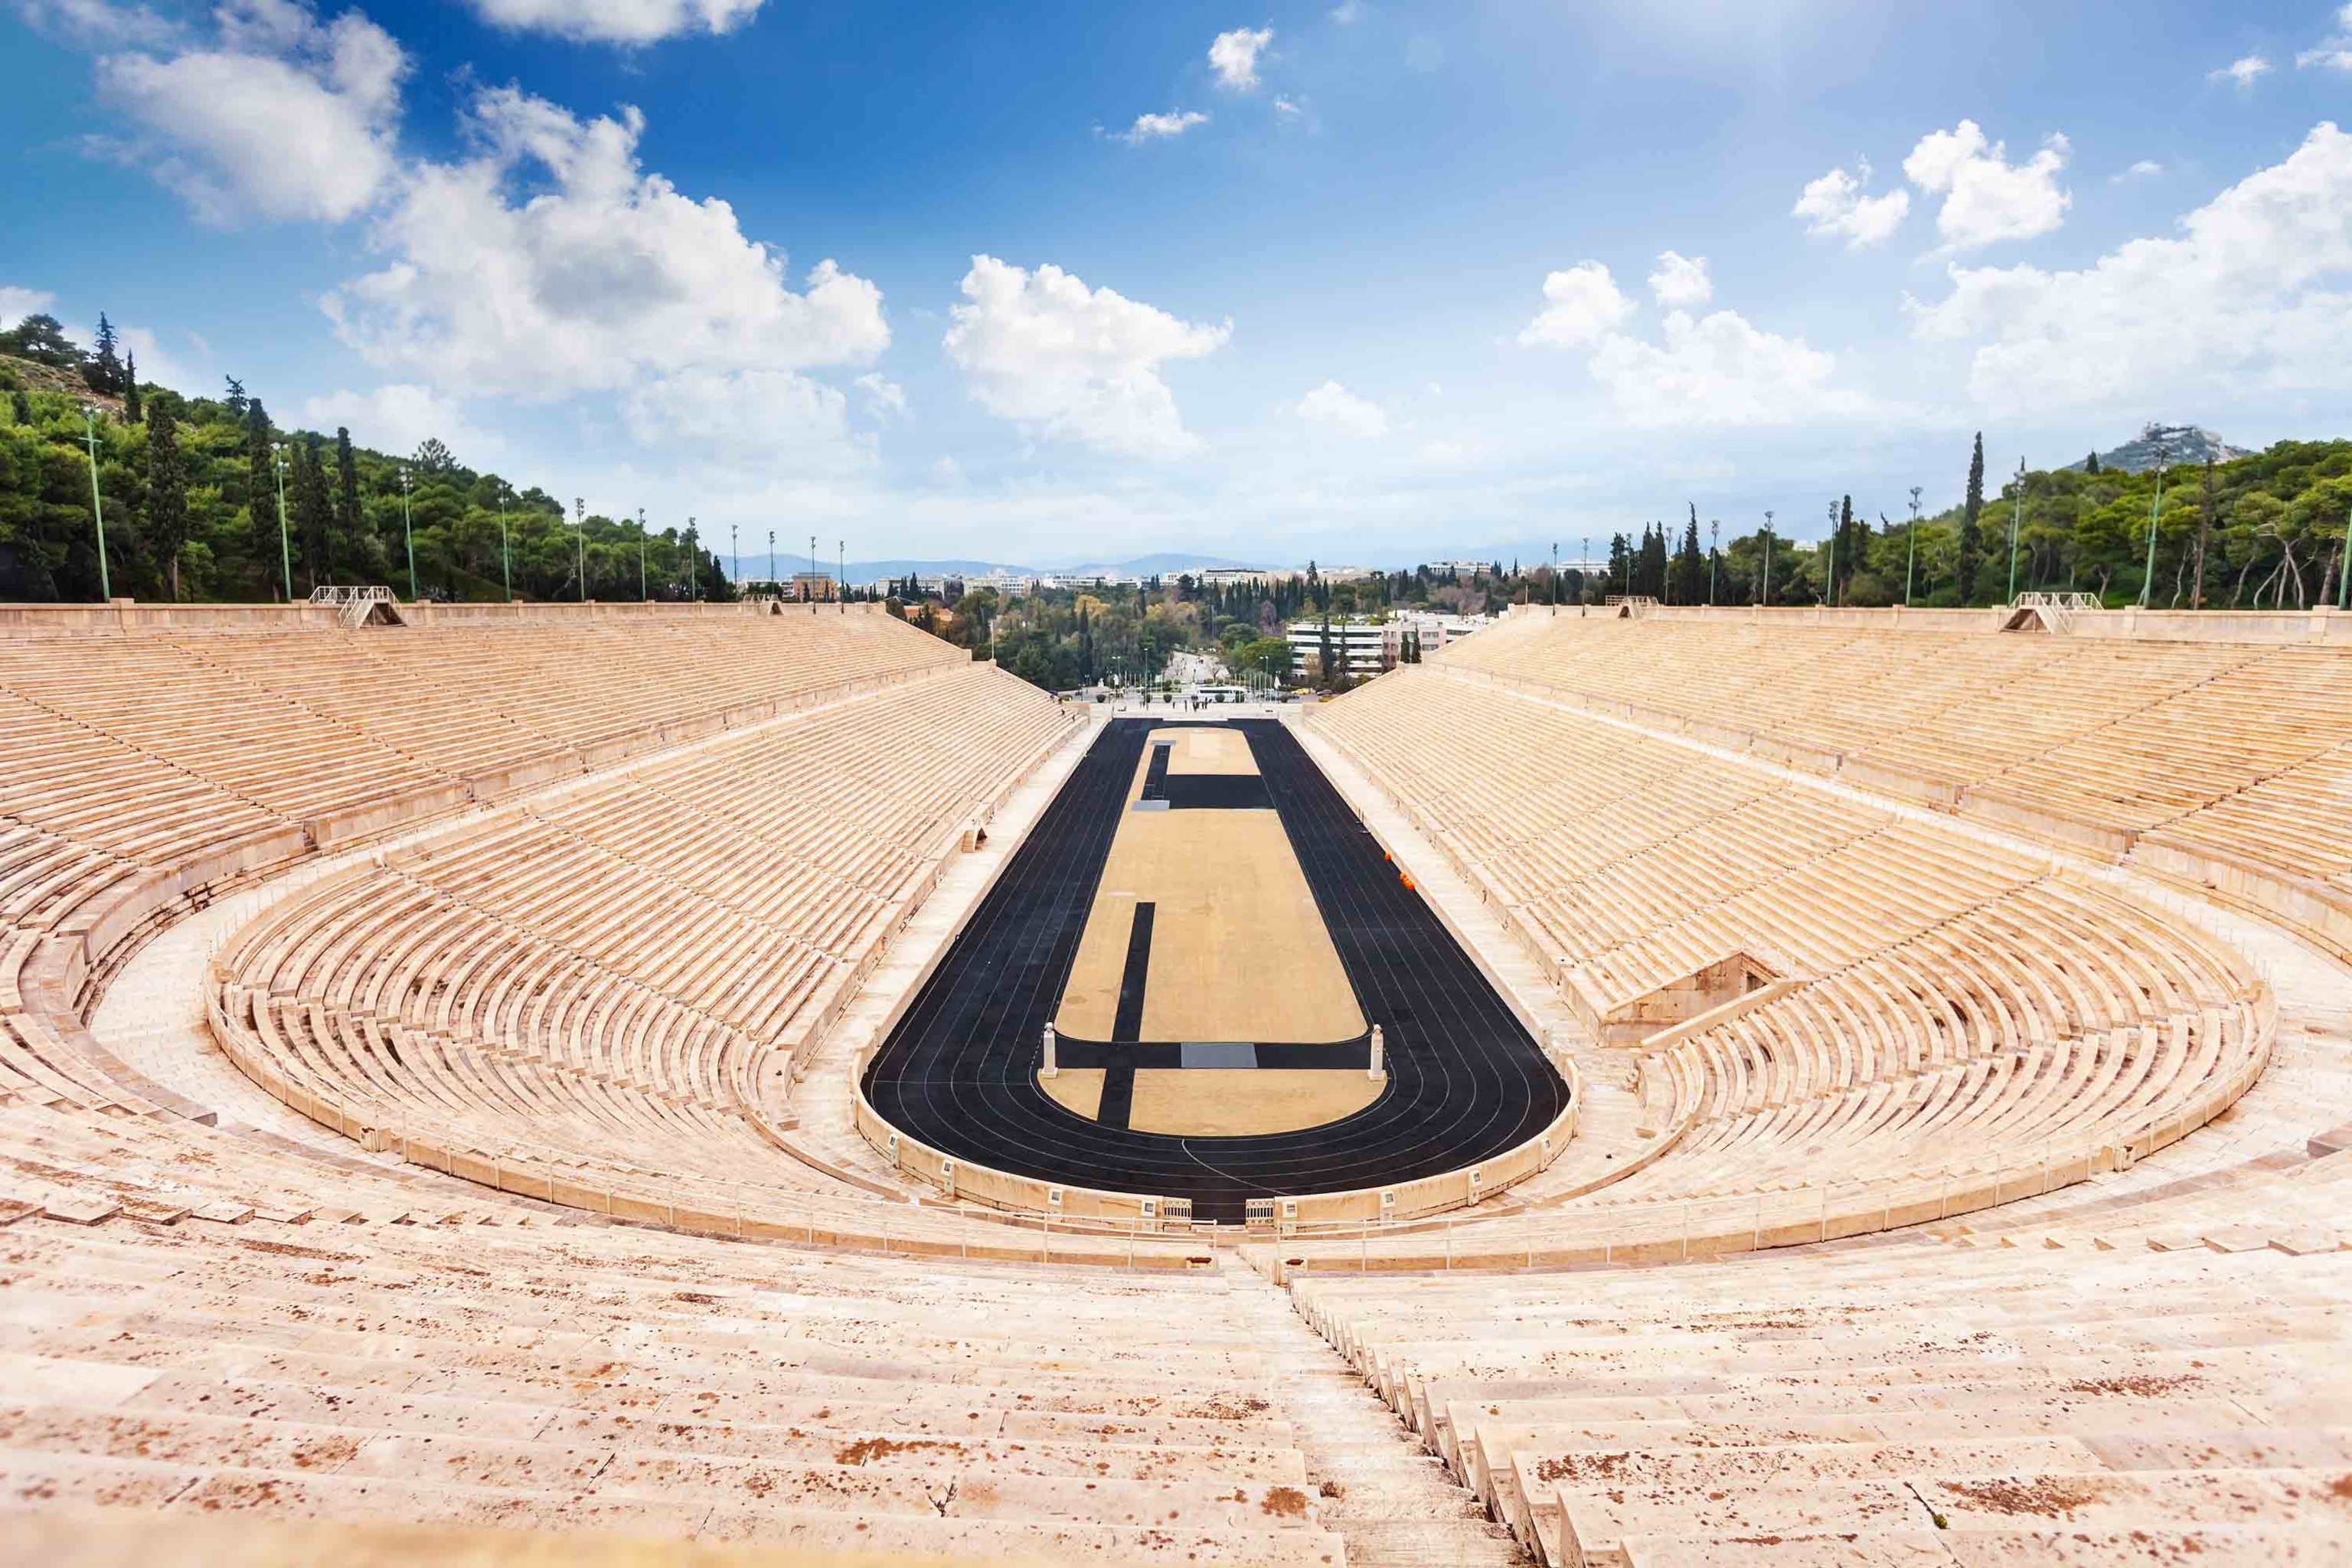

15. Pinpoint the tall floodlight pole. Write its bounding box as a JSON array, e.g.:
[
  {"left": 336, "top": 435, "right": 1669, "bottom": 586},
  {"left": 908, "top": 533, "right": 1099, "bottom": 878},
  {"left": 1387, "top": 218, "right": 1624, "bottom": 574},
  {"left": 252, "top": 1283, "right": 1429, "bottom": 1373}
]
[
  {"left": 395, "top": 468, "right": 416, "bottom": 603},
  {"left": 1826, "top": 500, "right": 1839, "bottom": 608},
  {"left": 79, "top": 404, "right": 111, "bottom": 600},
  {"left": 1762, "top": 510, "right": 1775, "bottom": 606},
  {"left": 688, "top": 517, "right": 698, "bottom": 601},
  {"left": 1550, "top": 541, "right": 1558, "bottom": 605},
  {"left": 637, "top": 510, "right": 647, "bottom": 600},
  {"left": 573, "top": 497, "right": 586, "bottom": 602},
  {"left": 767, "top": 529, "right": 776, "bottom": 593},
  {"left": 730, "top": 524, "right": 738, "bottom": 598},
  {"left": 2139, "top": 445, "right": 2167, "bottom": 607},
  {"left": 808, "top": 534, "right": 818, "bottom": 603},
  {"left": 1708, "top": 520, "right": 1719, "bottom": 606},
  {"left": 1906, "top": 487, "right": 1922, "bottom": 607},
  {"left": 838, "top": 541, "right": 844, "bottom": 609},
  {"left": 498, "top": 484, "right": 512, "bottom": 603},
  {"left": 2008, "top": 457, "right": 2027, "bottom": 604},
  {"left": 273, "top": 443, "right": 293, "bottom": 603}
]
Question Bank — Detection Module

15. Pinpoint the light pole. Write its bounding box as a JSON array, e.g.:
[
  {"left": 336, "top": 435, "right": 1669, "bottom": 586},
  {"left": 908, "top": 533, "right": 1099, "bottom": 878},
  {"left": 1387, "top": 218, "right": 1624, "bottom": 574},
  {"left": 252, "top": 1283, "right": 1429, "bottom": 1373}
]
[
  {"left": 2008, "top": 457, "right": 2026, "bottom": 604},
  {"left": 1550, "top": 541, "right": 1558, "bottom": 606},
  {"left": 399, "top": 467, "right": 416, "bottom": 603},
  {"left": 638, "top": 509, "right": 648, "bottom": 600},
  {"left": 768, "top": 529, "right": 776, "bottom": 594},
  {"left": 1762, "top": 510, "right": 1775, "bottom": 606},
  {"left": 1906, "top": 487, "right": 1922, "bottom": 607},
  {"left": 838, "top": 540, "right": 844, "bottom": 610},
  {"left": 730, "top": 524, "right": 738, "bottom": 599},
  {"left": 2139, "top": 444, "right": 2167, "bottom": 607},
  {"left": 79, "top": 404, "right": 110, "bottom": 600},
  {"left": 1708, "top": 520, "right": 1718, "bottom": 606},
  {"left": 688, "top": 517, "right": 698, "bottom": 601},
  {"left": 497, "top": 482, "right": 511, "bottom": 603},
  {"left": 1826, "top": 500, "right": 1839, "bottom": 608},
  {"left": 809, "top": 534, "right": 818, "bottom": 604},
  {"left": 273, "top": 443, "right": 293, "bottom": 603},
  {"left": 573, "top": 497, "right": 586, "bottom": 602},
  {"left": 2341, "top": 504, "right": 2351, "bottom": 611}
]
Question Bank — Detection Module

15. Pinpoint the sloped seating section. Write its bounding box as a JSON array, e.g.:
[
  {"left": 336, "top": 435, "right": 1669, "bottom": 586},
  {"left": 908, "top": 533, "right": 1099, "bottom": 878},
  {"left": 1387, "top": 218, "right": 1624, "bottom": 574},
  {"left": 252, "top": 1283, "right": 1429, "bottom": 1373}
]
[
  {"left": 203, "top": 666, "right": 1075, "bottom": 1229},
  {"left": 1303, "top": 663, "right": 2274, "bottom": 1262},
  {"left": 1289, "top": 1156, "right": 2352, "bottom": 1566},
  {"left": 1432, "top": 611, "right": 2352, "bottom": 955},
  {"left": 0, "top": 1196, "right": 1343, "bottom": 1563}
]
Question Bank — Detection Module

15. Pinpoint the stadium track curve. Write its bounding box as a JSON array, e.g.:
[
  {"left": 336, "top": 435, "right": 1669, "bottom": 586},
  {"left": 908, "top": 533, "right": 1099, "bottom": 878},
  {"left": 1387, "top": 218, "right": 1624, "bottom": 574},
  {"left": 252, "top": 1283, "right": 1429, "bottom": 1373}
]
[{"left": 861, "top": 717, "right": 1570, "bottom": 1223}]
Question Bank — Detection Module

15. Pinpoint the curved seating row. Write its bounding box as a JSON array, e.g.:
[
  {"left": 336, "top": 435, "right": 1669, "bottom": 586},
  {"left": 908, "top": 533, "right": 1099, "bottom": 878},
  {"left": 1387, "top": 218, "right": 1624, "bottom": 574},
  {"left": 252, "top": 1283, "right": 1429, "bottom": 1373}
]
[{"left": 1302, "top": 664, "right": 2274, "bottom": 1266}]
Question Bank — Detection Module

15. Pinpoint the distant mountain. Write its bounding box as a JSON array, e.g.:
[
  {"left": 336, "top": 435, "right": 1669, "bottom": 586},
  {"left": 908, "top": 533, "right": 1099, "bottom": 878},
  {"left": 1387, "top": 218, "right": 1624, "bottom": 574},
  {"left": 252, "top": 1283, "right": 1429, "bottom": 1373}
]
[
  {"left": 2066, "top": 423, "right": 2250, "bottom": 475},
  {"left": 1051, "top": 552, "right": 1264, "bottom": 574},
  {"left": 717, "top": 557, "right": 1038, "bottom": 583}
]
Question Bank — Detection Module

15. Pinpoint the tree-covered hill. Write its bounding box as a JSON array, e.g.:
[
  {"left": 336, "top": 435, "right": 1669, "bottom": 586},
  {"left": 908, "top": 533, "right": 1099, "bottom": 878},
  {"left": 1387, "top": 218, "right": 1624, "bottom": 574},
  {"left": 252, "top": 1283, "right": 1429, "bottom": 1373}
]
[{"left": 0, "top": 314, "right": 731, "bottom": 605}]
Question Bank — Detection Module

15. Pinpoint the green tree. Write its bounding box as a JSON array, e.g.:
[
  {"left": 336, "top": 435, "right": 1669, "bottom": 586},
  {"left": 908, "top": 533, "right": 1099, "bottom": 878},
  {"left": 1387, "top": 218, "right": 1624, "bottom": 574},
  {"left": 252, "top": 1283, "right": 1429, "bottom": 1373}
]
[
  {"left": 1, "top": 313, "right": 83, "bottom": 370},
  {"left": 293, "top": 433, "right": 335, "bottom": 589},
  {"left": 1958, "top": 432, "right": 1985, "bottom": 605},
  {"left": 145, "top": 407, "right": 191, "bottom": 600},
  {"left": 122, "top": 351, "right": 142, "bottom": 423},
  {"left": 87, "top": 313, "right": 123, "bottom": 396},
  {"left": 245, "top": 398, "right": 279, "bottom": 594}
]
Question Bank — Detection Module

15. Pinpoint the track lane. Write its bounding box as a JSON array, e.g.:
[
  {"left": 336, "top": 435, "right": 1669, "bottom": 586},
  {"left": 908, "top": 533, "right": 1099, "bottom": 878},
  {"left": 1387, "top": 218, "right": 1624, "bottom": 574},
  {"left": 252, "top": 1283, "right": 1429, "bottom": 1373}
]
[{"left": 861, "top": 717, "right": 1569, "bottom": 1220}]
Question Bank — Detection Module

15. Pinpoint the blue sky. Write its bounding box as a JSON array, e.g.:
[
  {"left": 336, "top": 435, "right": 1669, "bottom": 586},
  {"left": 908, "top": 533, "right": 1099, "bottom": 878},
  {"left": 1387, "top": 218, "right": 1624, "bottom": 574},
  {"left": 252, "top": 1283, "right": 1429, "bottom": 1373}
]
[{"left": 6, "top": 0, "right": 2350, "bottom": 565}]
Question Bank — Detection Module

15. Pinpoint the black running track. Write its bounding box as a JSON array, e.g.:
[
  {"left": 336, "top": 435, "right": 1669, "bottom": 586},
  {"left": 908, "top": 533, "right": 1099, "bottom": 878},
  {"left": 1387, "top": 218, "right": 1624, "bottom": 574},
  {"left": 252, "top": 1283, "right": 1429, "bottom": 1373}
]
[{"left": 861, "top": 718, "right": 1569, "bottom": 1222}]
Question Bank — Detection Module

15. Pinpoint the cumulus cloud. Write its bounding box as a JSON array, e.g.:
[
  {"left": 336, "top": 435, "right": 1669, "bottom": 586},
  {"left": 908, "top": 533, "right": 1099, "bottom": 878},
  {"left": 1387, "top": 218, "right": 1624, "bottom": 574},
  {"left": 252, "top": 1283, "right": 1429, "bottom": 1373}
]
[
  {"left": 1329, "top": 1, "right": 1362, "bottom": 20},
  {"left": 2112, "top": 159, "right": 2164, "bottom": 183},
  {"left": 461, "top": 0, "right": 763, "bottom": 44},
  {"left": 1520, "top": 260, "right": 1861, "bottom": 426},
  {"left": 2299, "top": 6, "right": 2352, "bottom": 71},
  {"left": 1909, "top": 121, "right": 2352, "bottom": 411},
  {"left": 1791, "top": 158, "right": 1910, "bottom": 247},
  {"left": 1903, "top": 119, "right": 2071, "bottom": 251},
  {"left": 622, "top": 368, "right": 872, "bottom": 473},
  {"left": 0, "top": 286, "right": 57, "bottom": 331},
  {"left": 1209, "top": 26, "right": 1272, "bottom": 91},
  {"left": 303, "top": 384, "right": 497, "bottom": 459},
  {"left": 1289, "top": 380, "right": 1387, "bottom": 438},
  {"left": 118, "top": 323, "right": 201, "bottom": 394},
  {"left": 943, "top": 255, "right": 1230, "bottom": 459},
  {"left": 322, "top": 87, "right": 888, "bottom": 400},
  {"left": 1273, "top": 95, "right": 1302, "bottom": 116},
  {"left": 93, "top": 0, "right": 406, "bottom": 224},
  {"left": 1646, "top": 250, "right": 1712, "bottom": 309},
  {"left": 854, "top": 371, "right": 906, "bottom": 419},
  {"left": 1117, "top": 109, "right": 1207, "bottom": 144},
  {"left": 2210, "top": 54, "right": 2270, "bottom": 87},
  {"left": 1516, "top": 261, "right": 1635, "bottom": 350},
  {"left": 15, "top": 0, "right": 178, "bottom": 46}
]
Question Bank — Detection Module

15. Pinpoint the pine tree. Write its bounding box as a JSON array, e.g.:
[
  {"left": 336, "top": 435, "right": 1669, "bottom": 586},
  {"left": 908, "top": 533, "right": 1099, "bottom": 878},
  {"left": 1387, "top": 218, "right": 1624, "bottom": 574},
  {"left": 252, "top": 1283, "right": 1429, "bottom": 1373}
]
[
  {"left": 122, "top": 351, "right": 142, "bottom": 422},
  {"left": 224, "top": 377, "right": 248, "bottom": 422},
  {"left": 145, "top": 407, "right": 190, "bottom": 601},
  {"left": 2084, "top": 451, "right": 2101, "bottom": 475},
  {"left": 1958, "top": 432, "right": 1986, "bottom": 605},
  {"left": 334, "top": 426, "right": 364, "bottom": 569},
  {"left": 87, "top": 313, "right": 123, "bottom": 395}
]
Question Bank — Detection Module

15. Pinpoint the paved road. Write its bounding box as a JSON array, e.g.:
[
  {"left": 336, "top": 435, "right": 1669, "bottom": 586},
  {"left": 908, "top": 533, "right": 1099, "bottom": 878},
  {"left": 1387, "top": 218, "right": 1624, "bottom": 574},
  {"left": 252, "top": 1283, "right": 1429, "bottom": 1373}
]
[{"left": 861, "top": 717, "right": 1568, "bottom": 1221}]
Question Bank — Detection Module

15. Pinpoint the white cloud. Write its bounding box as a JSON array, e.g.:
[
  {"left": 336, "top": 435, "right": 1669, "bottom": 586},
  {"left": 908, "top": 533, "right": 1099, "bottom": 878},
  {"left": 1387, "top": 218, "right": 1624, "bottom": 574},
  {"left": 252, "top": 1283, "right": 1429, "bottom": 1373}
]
[
  {"left": 1520, "top": 260, "right": 1860, "bottom": 426},
  {"left": 1909, "top": 121, "right": 2352, "bottom": 411},
  {"left": 2298, "top": 6, "right": 2352, "bottom": 70},
  {"left": 1209, "top": 26, "right": 1272, "bottom": 91},
  {"left": 0, "top": 286, "right": 57, "bottom": 331},
  {"left": 2210, "top": 54, "right": 2270, "bottom": 87},
  {"left": 942, "top": 255, "right": 1230, "bottom": 459},
  {"left": 1902, "top": 119, "right": 2071, "bottom": 252},
  {"left": 854, "top": 371, "right": 906, "bottom": 419},
  {"left": 2112, "top": 159, "right": 2164, "bottom": 183},
  {"left": 1289, "top": 380, "right": 1387, "bottom": 438},
  {"left": 15, "top": 0, "right": 178, "bottom": 46},
  {"left": 303, "top": 384, "right": 497, "bottom": 460},
  {"left": 1273, "top": 95, "right": 1302, "bottom": 116},
  {"left": 461, "top": 0, "right": 762, "bottom": 44},
  {"left": 1328, "top": 1, "right": 1362, "bottom": 21},
  {"left": 1791, "top": 158, "right": 1910, "bottom": 247},
  {"left": 1117, "top": 109, "right": 1208, "bottom": 144},
  {"left": 93, "top": 0, "right": 406, "bottom": 224},
  {"left": 1588, "top": 309, "right": 1852, "bottom": 428},
  {"left": 1516, "top": 261, "right": 1634, "bottom": 350},
  {"left": 322, "top": 87, "right": 888, "bottom": 400},
  {"left": 622, "top": 369, "right": 871, "bottom": 474},
  {"left": 1646, "top": 250, "right": 1712, "bottom": 309},
  {"left": 117, "top": 323, "right": 200, "bottom": 394}
]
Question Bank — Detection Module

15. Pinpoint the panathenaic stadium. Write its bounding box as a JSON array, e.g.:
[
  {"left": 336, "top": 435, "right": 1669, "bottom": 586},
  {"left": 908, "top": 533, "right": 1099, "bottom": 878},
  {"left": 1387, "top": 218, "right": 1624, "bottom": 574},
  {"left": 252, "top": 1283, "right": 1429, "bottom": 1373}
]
[{"left": 4, "top": 595, "right": 2350, "bottom": 1568}]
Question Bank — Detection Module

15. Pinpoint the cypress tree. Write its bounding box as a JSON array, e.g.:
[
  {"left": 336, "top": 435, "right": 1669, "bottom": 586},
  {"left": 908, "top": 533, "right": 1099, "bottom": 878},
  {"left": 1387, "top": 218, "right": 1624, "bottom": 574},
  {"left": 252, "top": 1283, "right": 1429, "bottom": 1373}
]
[
  {"left": 2084, "top": 450, "right": 2100, "bottom": 475},
  {"left": 246, "top": 397, "right": 278, "bottom": 590},
  {"left": 122, "top": 351, "right": 142, "bottom": 423},
  {"left": 294, "top": 433, "right": 335, "bottom": 590},
  {"left": 145, "top": 407, "right": 190, "bottom": 600},
  {"left": 1958, "top": 432, "right": 1986, "bottom": 605},
  {"left": 334, "top": 426, "right": 364, "bottom": 568}
]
